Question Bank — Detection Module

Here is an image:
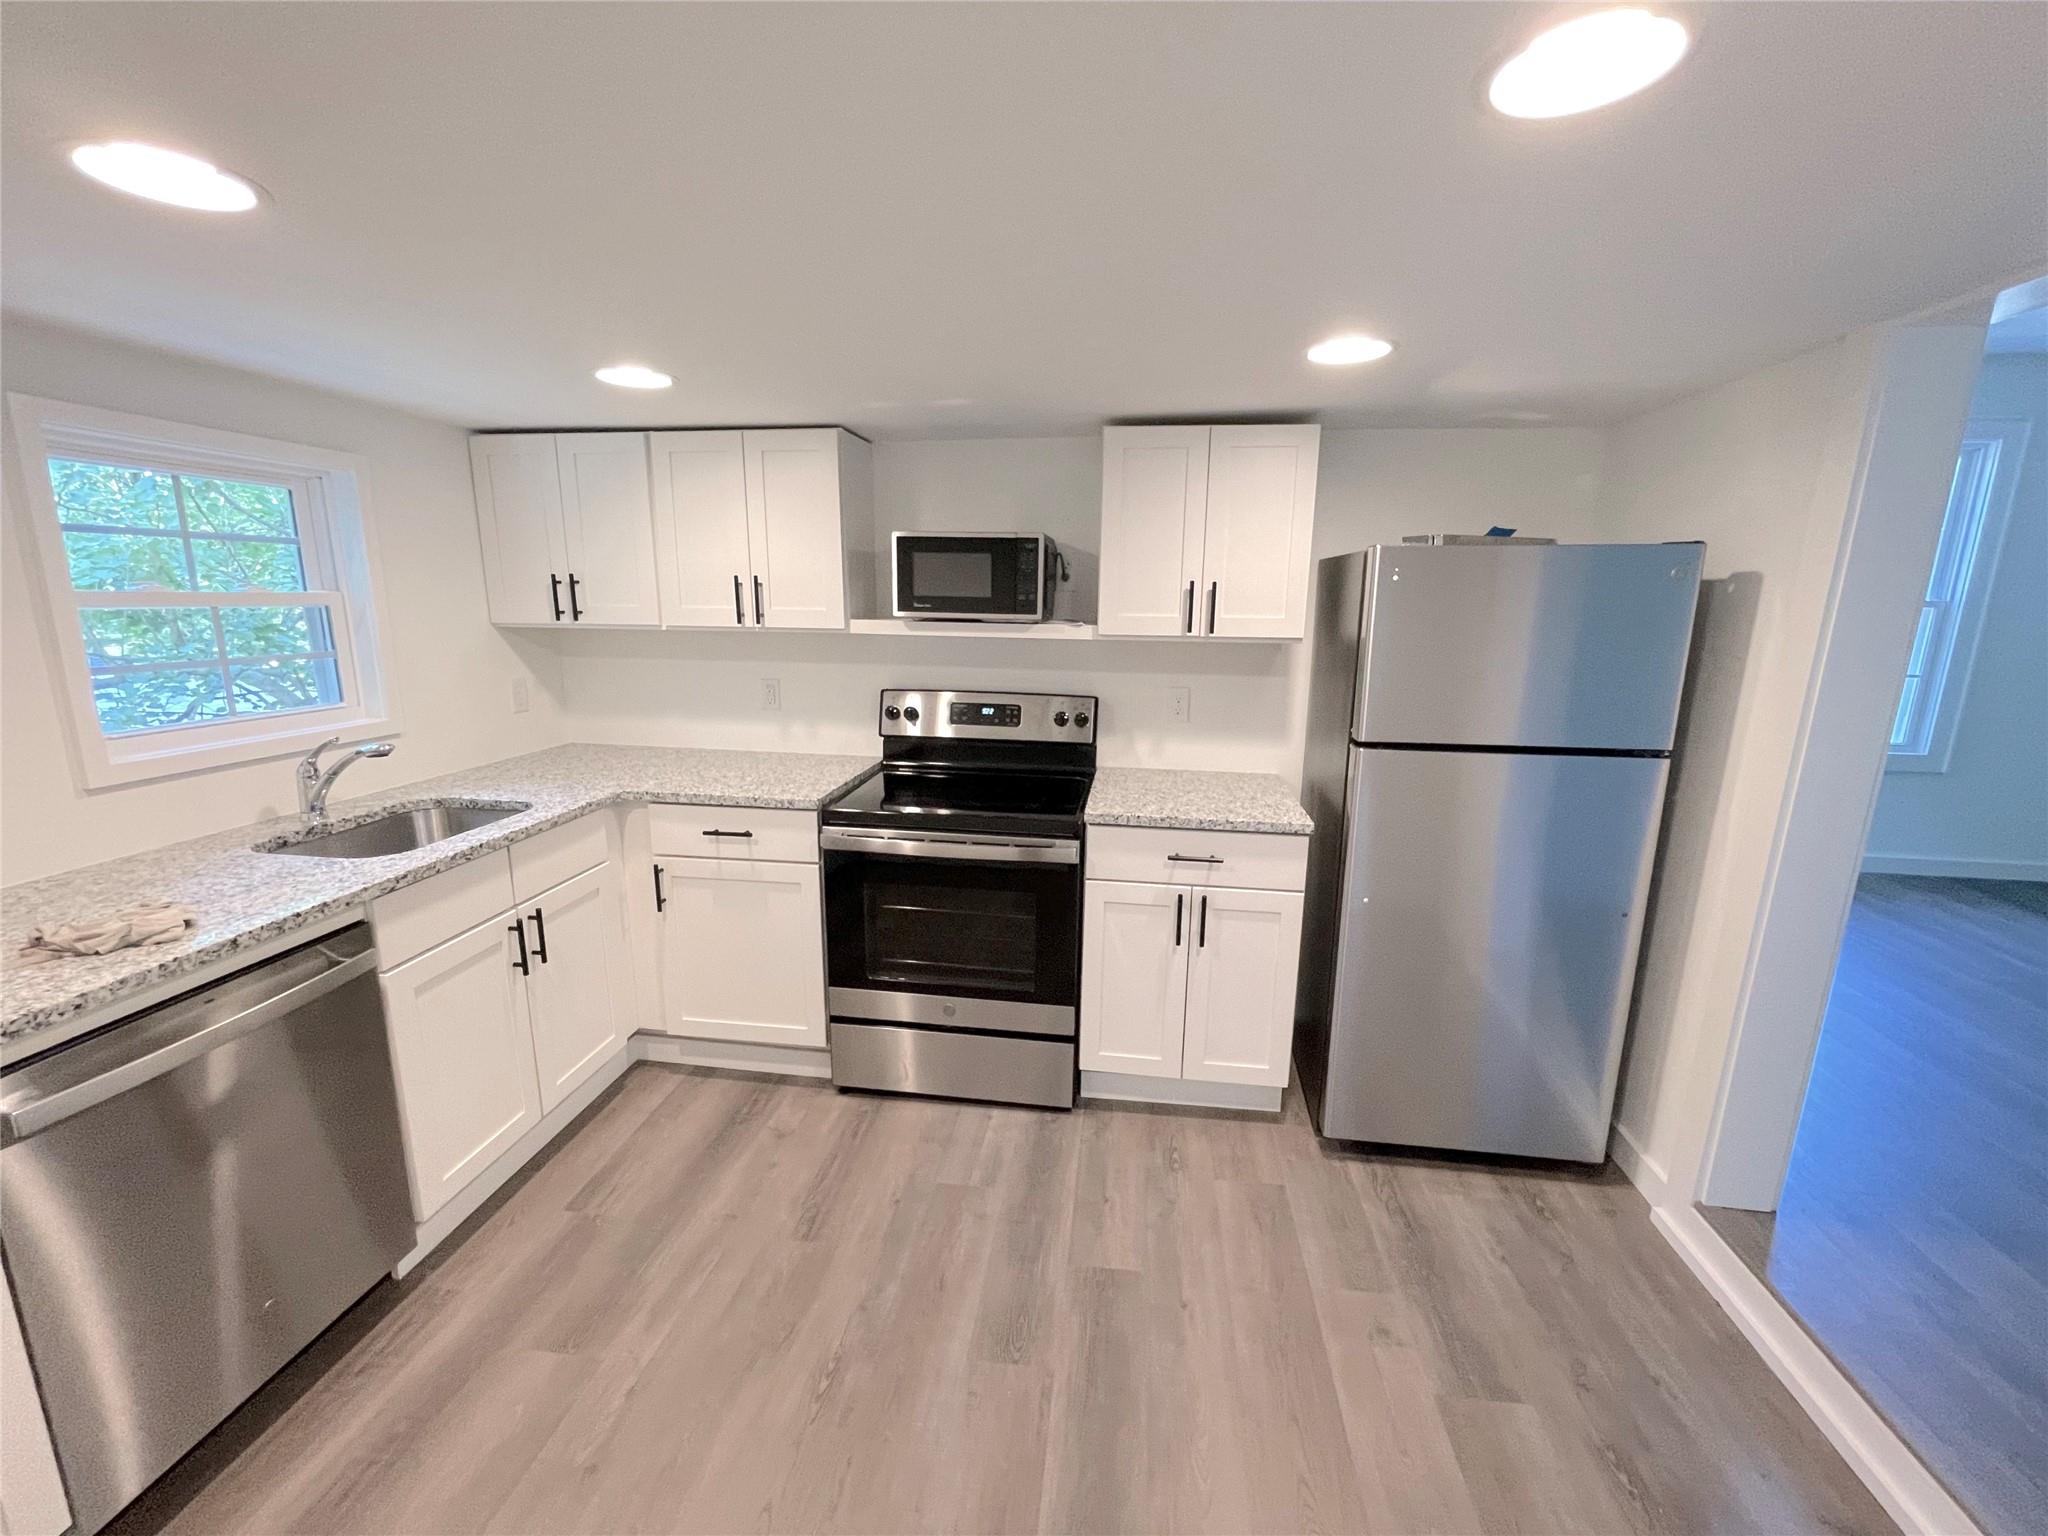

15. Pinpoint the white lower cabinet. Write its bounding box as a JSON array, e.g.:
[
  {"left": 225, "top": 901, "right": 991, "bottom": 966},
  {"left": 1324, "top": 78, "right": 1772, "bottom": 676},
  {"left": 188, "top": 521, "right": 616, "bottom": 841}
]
[
  {"left": 522, "top": 861, "right": 626, "bottom": 1113},
  {"left": 2, "top": 1272, "right": 69, "bottom": 1536},
  {"left": 381, "top": 914, "right": 543, "bottom": 1221},
  {"left": 1081, "top": 877, "right": 1303, "bottom": 1092},
  {"left": 654, "top": 856, "right": 827, "bottom": 1047}
]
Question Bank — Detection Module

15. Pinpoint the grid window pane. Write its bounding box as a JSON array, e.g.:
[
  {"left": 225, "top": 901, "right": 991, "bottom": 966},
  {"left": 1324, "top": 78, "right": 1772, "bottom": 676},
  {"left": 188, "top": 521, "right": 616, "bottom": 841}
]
[
  {"left": 81, "top": 608, "right": 217, "bottom": 668},
  {"left": 219, "top": 604, "right": 333, "bottom": 658},
  {"left": 1891, "top": 676, "right": 1920, "bottom": 750},
  {"left": 92, "top": 666, "right": 231, "bottom": 735},
  {"left": 182, "top": 476, "right": 297, "bottom": 538},
  {"left": 230, "top": 656, "right": 342, "bottom": 716},
  {"left": 191, "top": 536, "right": 307, "bottom": 593},
  {"left": 62, "top": 530, "right": 192, "bottom": 591},
  {"left": 47, "top": 458, "right": 178, "bottom": 530}
]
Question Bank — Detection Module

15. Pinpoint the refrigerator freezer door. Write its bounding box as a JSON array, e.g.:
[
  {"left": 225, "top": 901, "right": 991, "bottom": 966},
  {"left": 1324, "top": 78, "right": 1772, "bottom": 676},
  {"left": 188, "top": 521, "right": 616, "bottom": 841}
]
[
  {"left": 1354, "top": 542, "right": 1703, "bottom": 751},
  {"left": 1315, "top": 745, "right": 1668, "bottom": 1160}
]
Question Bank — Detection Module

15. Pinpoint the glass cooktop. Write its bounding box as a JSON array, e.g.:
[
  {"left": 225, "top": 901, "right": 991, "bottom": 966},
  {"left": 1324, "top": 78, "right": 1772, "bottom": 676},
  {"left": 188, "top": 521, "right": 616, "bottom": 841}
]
[{"left": 824, "top": 765, "right": 1091, "bottom": 834}]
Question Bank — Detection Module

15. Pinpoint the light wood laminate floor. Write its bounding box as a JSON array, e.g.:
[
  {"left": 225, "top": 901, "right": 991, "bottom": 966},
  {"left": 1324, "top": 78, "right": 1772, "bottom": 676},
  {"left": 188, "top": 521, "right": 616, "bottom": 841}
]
[
  {"left": 1705, "top": 875, "right": 2048, "bottom": 1536},
  {"left": 111, "top": 1067, "right": 1893, "bottom": 1536}
]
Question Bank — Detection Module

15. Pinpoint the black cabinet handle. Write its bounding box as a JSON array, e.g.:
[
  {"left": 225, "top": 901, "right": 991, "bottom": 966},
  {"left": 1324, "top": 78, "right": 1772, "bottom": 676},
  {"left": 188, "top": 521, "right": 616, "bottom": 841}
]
[
  {"left": 733, "top": 574, "right": 745, "bottom": 625},
  {"left": 568, "top": 573, "right": 584, "bottom": 622},
  {"left": 1207, "top": 581, "right": 1218, "bottom": 635},
  {"left": 1198, "top": 894, "right": 1209, "bottom": 949},
  {"left": 1183, "top": 580, "right": 1195, "bottom": 634},
  {"left": 702, "top": 828, "right": 754, "bottom": 839},
  {"left": 529, "top": 906, "right": 549, "bottom": 964},
  {"left": 1167, "top": 853, "right": 1224, "bottom": 864},
  {"left": 510, "top": 918, "right": 531, "bottom": 975},
  {"left": 549, "top": 574, "right": 564, "bottom": 622},
  {"left": 753, "top": 575, "right": 765, "bottom": 626},
  {"left": 652, "top": 863, "right": 666, "bottom": 912},
  {"left": 1174, "top": 891, "right": 1183, "bottom": 947}
]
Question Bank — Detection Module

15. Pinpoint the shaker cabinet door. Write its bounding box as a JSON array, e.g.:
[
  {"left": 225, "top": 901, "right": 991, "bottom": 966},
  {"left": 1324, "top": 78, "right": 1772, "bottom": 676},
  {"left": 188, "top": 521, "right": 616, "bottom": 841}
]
[
  {"left": 1181, "top": 886, "right": 1301, "bottom": 1087},
  {"left": 1097, "top": 426, "right": 1209, "bottom": 637},
  {"left": 523, "top": 862, "right": 627, "bottom": 1112},
  {"left": 554, "top": 432, "right": 661, "bottom": 626},
  {"left": 1079, "top": 880, "right": 1190, "bottom": 1078},
  {"left": 656, "top": 857, "right": 828, "bottom": 1047},
  {"left": 743, "top": 428, "right": 848, "bottom": 630},
  {"left": 650, "top": 430, "right": 754, "bottom": 628},
  {"left": 1200, "top": 425, "right": 1319, "bottom": 639},
  {"left": 470, "top": 434, "right": 567, "bottom": 626}
]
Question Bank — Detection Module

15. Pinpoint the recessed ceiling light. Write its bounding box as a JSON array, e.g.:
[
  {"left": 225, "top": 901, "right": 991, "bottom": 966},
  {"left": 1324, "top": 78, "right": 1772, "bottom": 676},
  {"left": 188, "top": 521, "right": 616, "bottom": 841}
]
[
  {"left": 1307, "top": 334, "right": 1395, "bottom": 366},
  {"left": 1487, "top": 9, "right": 1690, "bottom": 120},
  {"left": 69, "top": 141, "right": 259, "bottom": 212},
  {"left": 594, "top": 364, "right": 673, "bottom": 390}
]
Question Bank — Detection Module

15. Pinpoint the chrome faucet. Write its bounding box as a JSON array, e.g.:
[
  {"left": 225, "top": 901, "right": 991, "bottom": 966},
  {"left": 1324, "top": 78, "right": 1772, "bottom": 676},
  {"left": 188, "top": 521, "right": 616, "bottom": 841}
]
[{"left": 297, "top": 736, "right": 396, "bottom": 821}]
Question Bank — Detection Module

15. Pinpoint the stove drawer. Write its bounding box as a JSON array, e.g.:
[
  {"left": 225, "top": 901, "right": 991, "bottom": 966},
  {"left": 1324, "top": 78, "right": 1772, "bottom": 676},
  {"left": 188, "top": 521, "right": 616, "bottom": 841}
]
[
  {"left": 1086, "top": 825, "right": 1308, "bottom": 891},
  {"left": 649, "top": 804, "right": 818, "bottom": 863}
]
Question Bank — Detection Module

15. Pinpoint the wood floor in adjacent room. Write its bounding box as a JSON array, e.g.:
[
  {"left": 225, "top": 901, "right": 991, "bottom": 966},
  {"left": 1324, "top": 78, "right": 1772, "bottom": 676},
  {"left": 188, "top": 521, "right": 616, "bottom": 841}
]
[
  {"left": 112, "top": 1066, "right": 1892, "bottom": 1536},
  {"left": 1705, "top": 874, "right": 2048, "bottom": 1536}
]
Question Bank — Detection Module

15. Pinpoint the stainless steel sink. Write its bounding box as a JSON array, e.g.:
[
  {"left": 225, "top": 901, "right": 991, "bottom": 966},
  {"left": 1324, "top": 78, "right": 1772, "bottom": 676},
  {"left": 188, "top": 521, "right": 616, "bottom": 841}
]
[{"left": 262, "top": 802, "right": 528, "bottom": 859}]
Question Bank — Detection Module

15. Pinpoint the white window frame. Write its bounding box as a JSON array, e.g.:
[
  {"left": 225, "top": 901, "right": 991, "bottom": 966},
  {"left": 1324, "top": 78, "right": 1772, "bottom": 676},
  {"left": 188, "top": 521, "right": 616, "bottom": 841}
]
[
  {"left": 1886, "top": 417, "right": 2031, "bottom": 774},
  {"left": 6, "top": 394, "right": 399, "bottom": 788}
]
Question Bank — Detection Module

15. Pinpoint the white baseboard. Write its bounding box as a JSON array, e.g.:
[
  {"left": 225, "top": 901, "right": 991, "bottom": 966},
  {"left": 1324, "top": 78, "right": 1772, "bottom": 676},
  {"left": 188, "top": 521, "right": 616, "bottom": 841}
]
[
  {"left": 1861, "top": 852, "right": 2048, "bottom": 881},
  {"left": 631, "top": 1031, "right": 831, "bottom": 1078},
  {"left": 1608, "top": 1120, "right": 1669, "bottom": 1203},
  {"left": 1654, "top": 1202, "right": 1980, "bottom": 1536},
  {"left": 1080, "top": 1071, "right": 1283, "bottom": 1114},
  {"left": 394, "top": 1045, "right": 632, "bottom": 1278}
]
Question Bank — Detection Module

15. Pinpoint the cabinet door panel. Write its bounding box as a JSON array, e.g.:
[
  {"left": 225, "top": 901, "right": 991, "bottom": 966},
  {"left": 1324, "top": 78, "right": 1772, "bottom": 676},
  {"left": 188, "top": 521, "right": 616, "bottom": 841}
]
[
  {"left": 1182, "top": 887, "right": 1302, "bottom": 1087},
  {"left": 524, "top": 863, "right": 626, "bottom": 1113},
  {"left": 555, "top": 433, "right": 660, "bottom": 626},
  {"left": 470, "top": 435, "right": 566, "bottom": 625},
  {"left": 650, "top": 430, "right": 754, "bottom": 628},
  {"left": 743, "top": 429, "right": 847, "bottom": 630},
  {"left": 381, "top": 916, "right": 542, "bottom": 1220},
  {"left": 1079, "top": 880, "right": 1189, "bottom": 1078},
  {"left": 1202, "top": 425, "right": 1319, "bottom": 639},
  {"left": 657, "top": 859, "right": 827, "bottom": 1046},
  {"left": 1098, "top": 426, "right": 1209, "bottom": 636}
]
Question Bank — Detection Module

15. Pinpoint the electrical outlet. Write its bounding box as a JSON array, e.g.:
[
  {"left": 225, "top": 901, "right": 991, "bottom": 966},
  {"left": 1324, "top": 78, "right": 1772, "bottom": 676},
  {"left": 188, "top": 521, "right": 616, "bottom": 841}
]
[
  {"left": 761, "top": 677, "right": 782, "bottom": 711},
  {"left": 1168, "top": 685, "right": 1191, "bottom": 724},
  {"left": 510, "top": 675, "right": 531, "bottom": 714}
]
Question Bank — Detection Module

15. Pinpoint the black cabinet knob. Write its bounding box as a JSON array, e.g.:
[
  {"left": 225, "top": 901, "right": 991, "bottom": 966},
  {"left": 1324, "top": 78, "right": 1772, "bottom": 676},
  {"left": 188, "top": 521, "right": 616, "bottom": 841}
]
[
  {"left": 1074, "top": 711, "right": 1090, "bottom": 728},
  {"left": 1053, "top": 710, "right": 1070, "bottom": 727},
  {"left": 884, "top": 704, "right": 901, "bottom": 720},
  {"left": 902, "top": 705, "right": 920, "bottom": 723}
]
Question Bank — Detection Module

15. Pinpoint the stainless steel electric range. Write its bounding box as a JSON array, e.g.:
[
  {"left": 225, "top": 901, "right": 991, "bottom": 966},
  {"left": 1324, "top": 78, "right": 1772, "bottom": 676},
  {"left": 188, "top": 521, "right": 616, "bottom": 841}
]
[{"left": 820, "top": 688, "right": 1096, "bottom": 1109}]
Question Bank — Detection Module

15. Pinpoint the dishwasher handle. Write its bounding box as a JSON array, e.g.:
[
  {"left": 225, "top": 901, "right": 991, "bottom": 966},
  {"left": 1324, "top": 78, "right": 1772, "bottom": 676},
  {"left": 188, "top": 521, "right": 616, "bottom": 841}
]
[{"left": 0, "top": 930, "right": 379, "bottom": 1144}]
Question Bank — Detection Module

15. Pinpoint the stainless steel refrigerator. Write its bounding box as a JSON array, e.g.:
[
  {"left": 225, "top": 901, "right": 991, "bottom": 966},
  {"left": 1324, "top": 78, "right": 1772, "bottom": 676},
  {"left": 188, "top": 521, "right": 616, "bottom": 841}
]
[{"left": 1296, "top": 540, "right": 1704, "bottom": 1161}]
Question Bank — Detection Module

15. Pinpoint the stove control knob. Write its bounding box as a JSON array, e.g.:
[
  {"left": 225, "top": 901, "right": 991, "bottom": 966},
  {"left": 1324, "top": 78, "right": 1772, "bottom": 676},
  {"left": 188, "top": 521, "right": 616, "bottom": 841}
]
[
  {"left": 902, "top": 705, "right": 920, "bottom": 724},
  {"left": 1053, "top": 710, "right": 1070, "bottom": 727},
  {"left": 883, "top": 704, "right": 901, "bottom": 721},
  {"left": 1074, "top": 711, "right": 1091, "bottom": 729}
]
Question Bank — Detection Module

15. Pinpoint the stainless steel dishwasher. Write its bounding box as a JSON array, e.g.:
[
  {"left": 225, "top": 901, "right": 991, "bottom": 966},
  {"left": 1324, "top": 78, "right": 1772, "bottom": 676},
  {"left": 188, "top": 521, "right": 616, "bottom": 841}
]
[{"left": 0, "top": 922, "right": 413, "bottom": 1535}]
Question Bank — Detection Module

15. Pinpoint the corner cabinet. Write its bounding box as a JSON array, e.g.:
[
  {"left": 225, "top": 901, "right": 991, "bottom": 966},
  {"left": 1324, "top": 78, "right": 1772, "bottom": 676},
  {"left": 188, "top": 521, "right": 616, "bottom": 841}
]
[
  {"left": 1080, "top": 825, "right": 1307, "bottom": 1104},
  {"left": 1097, "top": 424, "right": 1319, "bottom": 639},
  {"left": 469, "top": 432, "right": 662, "bottom": 627},
  {"left": 649, "top": 428, "right": 872, "bottom": 630},
  {"left": 371, "top": 814, "right": 626, "bottom": 1221}
]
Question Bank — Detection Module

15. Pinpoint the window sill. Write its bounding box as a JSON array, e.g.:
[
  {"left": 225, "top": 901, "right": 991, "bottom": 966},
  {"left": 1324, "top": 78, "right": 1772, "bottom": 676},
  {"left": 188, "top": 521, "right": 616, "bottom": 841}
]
[{"left": 83, "top": 713, "right": 398, "bottom": 790}]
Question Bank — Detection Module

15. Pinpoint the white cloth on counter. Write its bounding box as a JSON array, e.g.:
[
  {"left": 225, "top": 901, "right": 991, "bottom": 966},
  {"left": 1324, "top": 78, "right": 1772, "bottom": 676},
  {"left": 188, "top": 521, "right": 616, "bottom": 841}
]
[{"left": 16, "top": 902, "right": 197, "bottom": 964}]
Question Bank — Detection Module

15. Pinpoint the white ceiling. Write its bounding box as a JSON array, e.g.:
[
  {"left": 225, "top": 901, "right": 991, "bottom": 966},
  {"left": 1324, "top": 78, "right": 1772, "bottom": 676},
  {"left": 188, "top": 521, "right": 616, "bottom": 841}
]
[{"left": 3, "top": 3, "right": 2044, "bottom": 438}]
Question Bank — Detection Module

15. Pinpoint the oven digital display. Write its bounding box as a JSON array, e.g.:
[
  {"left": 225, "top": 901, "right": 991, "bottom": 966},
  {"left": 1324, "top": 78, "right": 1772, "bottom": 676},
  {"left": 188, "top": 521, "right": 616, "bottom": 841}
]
[{"left": 951, "top": 702, "right": 1022, "bottom": 727}]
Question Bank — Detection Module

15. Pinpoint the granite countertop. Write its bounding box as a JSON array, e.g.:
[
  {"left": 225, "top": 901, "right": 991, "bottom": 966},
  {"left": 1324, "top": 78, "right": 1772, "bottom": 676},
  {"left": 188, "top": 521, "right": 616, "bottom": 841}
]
[
  {"left": 1084, "top": 767, "right": 1313, "bottom": 836},
  {"left": 0, "top": 744, "right": 875, "bottom": 1046}
]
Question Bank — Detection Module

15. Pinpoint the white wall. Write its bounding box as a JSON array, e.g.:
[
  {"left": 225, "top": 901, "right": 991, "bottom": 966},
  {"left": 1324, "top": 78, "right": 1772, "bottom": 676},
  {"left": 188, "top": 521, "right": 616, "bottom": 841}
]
[
  {"left": 552, "top": 426, "right": 1611, "bottom": 778},
  {"left": 1865, "top": 351, "right": 2048, "bottom": 879},
  {"left": 0, "top": 316, "right": 569, "bottom": 883},
  {"left": 1594, "top": 332, "right": 1889, "bottom": 1189}
]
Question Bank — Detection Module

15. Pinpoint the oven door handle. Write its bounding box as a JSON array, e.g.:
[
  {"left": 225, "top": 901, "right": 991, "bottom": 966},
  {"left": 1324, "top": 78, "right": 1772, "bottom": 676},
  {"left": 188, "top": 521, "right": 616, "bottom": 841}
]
[{"left": 819, "top": 829, "right": 1080, "bottom": 865}]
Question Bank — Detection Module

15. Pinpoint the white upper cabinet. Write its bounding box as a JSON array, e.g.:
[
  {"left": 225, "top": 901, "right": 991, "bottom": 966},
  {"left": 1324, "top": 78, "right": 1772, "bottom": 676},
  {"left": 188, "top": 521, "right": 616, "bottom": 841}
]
[
  {"left": 649, "top": 427, "right": 870, "bottom": 630},
  {"left": 1201, "top": 426, "right": 1320, "bottom": 639},
  {"left": 650, "top": 429, "right": 753, "bottom": 628},
  {"left": 470, "top": 434, "right": 568, "bottom": 626},
  {"left": 1097, "top": 423, "right": 1319, "bottom": 639},
  {"left": 554, "top": 433, "right": 662, "bottom": 626},
  {"left": 470, "top": 432, "right": 660, "bottom": 627}
]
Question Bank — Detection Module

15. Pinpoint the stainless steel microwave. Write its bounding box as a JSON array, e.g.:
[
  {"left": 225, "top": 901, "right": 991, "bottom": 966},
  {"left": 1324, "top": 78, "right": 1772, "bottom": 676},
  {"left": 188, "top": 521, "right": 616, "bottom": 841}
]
[{"left": 891, "top": 532, "right": 1059, "bottom": 622}]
